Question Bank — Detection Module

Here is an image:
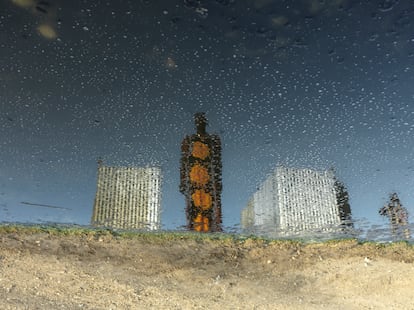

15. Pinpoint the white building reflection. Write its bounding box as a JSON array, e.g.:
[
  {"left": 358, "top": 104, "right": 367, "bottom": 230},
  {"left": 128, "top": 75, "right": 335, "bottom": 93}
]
[
  {"left": 91, "top": 164, "right": 162, "bottom": 230},
  {"left": 241, "top": 166, "right": 352, "bottom": 238}
]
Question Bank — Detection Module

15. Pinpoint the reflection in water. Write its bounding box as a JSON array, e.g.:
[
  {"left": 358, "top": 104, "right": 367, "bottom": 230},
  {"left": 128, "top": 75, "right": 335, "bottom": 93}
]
[
  {"left": 180, "top": 113, "right": 222, "bottom": 232},
  {"left": 379, "top": 193, "right": 410, "bottom": 240},
  {"left": 241, "top": 166, "right": 353, "bottom": 238},
  {"left": 20, "top": 201, "right": 71, "bottom": 211},
  {"left": 91, "top": 161, "right": 161, "bottom": 230},
  {"left": 1, "top": 1, "right": 413, "bottom": 243}
]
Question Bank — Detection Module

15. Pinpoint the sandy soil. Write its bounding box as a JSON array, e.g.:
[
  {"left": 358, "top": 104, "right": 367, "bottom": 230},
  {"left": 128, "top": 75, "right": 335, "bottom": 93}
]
[{"left": 1, "top": 229, "right": 414, "bottom": 310}]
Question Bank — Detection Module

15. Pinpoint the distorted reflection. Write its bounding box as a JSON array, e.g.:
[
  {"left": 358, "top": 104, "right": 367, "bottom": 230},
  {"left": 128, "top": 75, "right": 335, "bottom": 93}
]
[
  {"left": 379, "top": 193, "right": 410, "bottom": 240},
  {"left": 180, "top": 113, "right": 222, "bottom": 232},
  {"left": 1, "top": 0, "right": 413, "bottom": 243},
  {"left": 241, "top": 166, "right": 353, "bottom": 238},
  {"left": 91, "top": 161, "right": 162, "bottom": 230}
]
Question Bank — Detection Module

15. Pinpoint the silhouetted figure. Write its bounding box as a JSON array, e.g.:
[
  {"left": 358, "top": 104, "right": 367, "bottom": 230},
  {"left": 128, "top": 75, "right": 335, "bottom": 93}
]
[
  {"left": 379, "top": 193, "right": 410, "bottom": 240},
  {"left": 180, "top": 113, "right": 222, "bottom": 232}
]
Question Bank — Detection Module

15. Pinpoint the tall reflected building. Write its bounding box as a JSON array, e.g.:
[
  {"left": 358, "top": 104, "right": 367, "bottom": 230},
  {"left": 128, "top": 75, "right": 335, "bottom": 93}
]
[
  {"left": 91, "top": 163, "right": 161, "bottom": 230},
  {"left": 241, "top": 166, "right": 351, "bottom": 237}
]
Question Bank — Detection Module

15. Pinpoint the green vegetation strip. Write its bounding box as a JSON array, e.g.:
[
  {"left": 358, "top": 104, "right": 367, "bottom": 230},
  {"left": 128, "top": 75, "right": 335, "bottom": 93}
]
[
  {"left": 0, "top": 224, "right": 266, "bottom": 244},
  {"left": 0, "top": 224, "right": 412, "bottom": 249}
]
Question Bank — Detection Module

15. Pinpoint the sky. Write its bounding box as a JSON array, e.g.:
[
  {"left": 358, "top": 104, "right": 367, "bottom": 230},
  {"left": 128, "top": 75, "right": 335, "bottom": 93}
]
[{"left": 1, "top": 0, "right": 413, "bottom": 235}]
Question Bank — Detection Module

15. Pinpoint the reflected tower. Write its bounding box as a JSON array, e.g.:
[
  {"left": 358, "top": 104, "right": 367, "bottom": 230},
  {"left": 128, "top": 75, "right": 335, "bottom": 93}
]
[{"left": 180, "top": 113, "right": 222, "bottom": 232}]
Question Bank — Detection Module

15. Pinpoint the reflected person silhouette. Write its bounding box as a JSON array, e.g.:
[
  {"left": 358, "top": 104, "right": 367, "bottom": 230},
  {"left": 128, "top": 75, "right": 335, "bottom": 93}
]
[{"left": 180, "top": 113, "right": 222, "bottom": 232}]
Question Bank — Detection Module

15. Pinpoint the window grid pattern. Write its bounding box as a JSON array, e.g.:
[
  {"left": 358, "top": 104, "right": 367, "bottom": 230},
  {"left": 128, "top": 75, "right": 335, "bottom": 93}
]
[
  {"left": 242, "top": 166, "right": 341, "bottom": 236},
  {"left": 92, "top": 166, "right": 161, "bottom": 230}
]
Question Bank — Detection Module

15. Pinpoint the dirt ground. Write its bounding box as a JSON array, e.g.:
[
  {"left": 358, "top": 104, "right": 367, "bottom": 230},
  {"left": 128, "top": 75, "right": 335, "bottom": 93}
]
[{"left": 1, "top": 229, "right": 414, "bottom": 310}]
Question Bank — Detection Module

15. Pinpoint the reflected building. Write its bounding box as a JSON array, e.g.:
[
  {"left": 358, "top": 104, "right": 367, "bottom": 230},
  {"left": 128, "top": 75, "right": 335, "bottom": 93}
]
[
  {"left": 241, "top": 198, "right": 255, "bottom": 233},
  {"left": 91, "top": 163, "right": 161, "bottom": 230},
  {"left": 241, "top": 166, "right": 351, "bottom": 237}
]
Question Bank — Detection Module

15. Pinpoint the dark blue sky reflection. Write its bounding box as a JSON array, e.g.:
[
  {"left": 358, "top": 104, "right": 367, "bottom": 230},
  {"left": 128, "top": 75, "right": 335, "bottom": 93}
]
[{"left": 1, "top": 0, "right": 413, "bottom": 231}]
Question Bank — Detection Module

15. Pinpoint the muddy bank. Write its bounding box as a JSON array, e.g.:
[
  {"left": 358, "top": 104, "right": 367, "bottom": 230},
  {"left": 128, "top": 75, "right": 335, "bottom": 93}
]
[{"left": 1, "top": 228, "right": 414, "bottom": 309}]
